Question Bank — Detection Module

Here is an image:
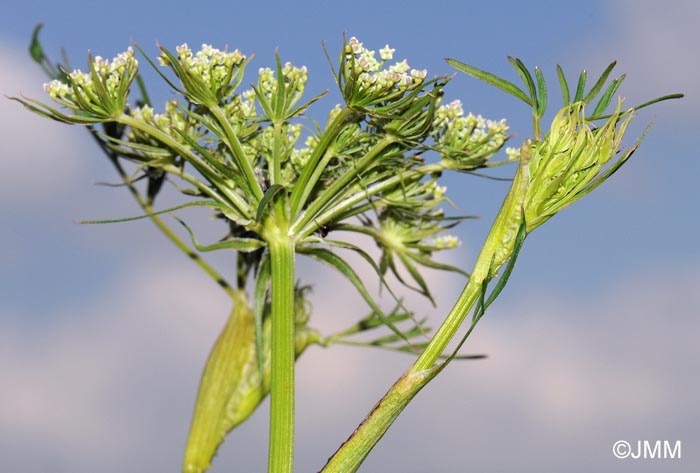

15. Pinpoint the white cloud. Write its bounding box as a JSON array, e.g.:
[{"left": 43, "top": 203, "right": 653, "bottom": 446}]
[
  {"left": 583, "top": 1, "right": 697, "bottom": 117},
  {"left": 0, "top": 41, "right": 93, "bottom": 206},
  {"left": 0, "top": 259, "right": 231, "bottom": 472},
  {"left": 1, "top": 252, "right": 696, "bottom": 472}
]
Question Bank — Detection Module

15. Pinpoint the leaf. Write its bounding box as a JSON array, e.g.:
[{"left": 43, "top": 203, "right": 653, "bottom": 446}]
[
  {"left": 483, "top": 215, "right": 528, "bottom": 311},
  {"left": 253, "top": 251, "right": 271, "bottom": 373},
  {"left": 582, "top": 61, "right": 617, "bottom": 104},
  {"left": 396, "top": 251, "right": 434, "bottom": 305},
  {"left": 252, "top": 84, "right": 275, "bottom": 118},
  {"left": 77, "top": 200, "right": 228, "bottom": 224},
  {"left": 29, "top": 23, "right": 44, "bottom": 63},
  {"left": 556, "top": 64, "right": 570, "bottom": 105},
  {"left": 176, "top": 217, "right": 265, "bottom": 253},
  {"left": 256, "top": 184, "right": 285, "bottom": 223},
  {"left": 534, "top": 66, "right": 547, "bottom": 117},
  {"left": 625, "top": 93, "right": 684, "bottom": 115},
  {"left": 132, "top": 42, "right": 183, "bottom": 95},
  {"left": 385, "top": 343, "right": 487, "bottom": 360},
  {"left": 288, "top": 89, "right": 329, "bottom": 118},
  {"left": 297, "top": 246, "right": 412, "bottom": 345},
  {"left": 574, "top": 69, "right": 587, "bottom": 102},
  {"left": 274, "top": 50, "right": 286, "bottom": 118},
  {"left": 10, "top": 96, "right": 104, "bottom": 124},
  {"left": 183, "top": 290, "right": 257, "bottom": 473},
  {"left": 507, "top": 56, "right": 538, "bottom": 111},
  {"left": 135, "top": 74, "right": 152, "bottom": 107},
  {"left": 446, "top": 58, "right": 532, "bottom": 106},
  {"left": 321, "top": 238, "right": 418, "bottom": 322},
  {"left": 591, "top": 74, "right": 625, "bottom": 117},
  {"left": 406, "top": 251, "right": 469, "bottom": 278}
]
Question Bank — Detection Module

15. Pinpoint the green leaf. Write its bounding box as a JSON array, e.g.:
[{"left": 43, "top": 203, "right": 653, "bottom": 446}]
[
  {"left": 507, "top": 56, "right": 538, "bottom": 111},
  {"left": 446, "top": 58, "right": 532, "bottom": 106},
  {"left": 253, "top": 251, "right": 271, "bottom": 373},
  {"left": 534, "top": 66, "right": 547, "bottom": 117},
  {"left": 591, "top": 74, "right": 625, "bottom": 117},
  {"left": 176, "top": 218, "right": 265, "bottom": 253},
  {"left": 483, "top": 216, "right": 528, "bottom": 311},
  {"left": 132, "top": 42, "right": 183, "bottom": 95},
  {"left": 582, "top": 61, "right": 617, "bottom": 104},
  {"left": 629, "top": 93, "right": 684, "bottom": 113},
  {"left": 406, "top": 251, "right": 470, "bottom": 278},
  {"left": 556, "top": 64, "right": 570, "bottom": 105},
  {"left": 337, "top": 308, "right": 415, "bottom": 334},
  {"left": 297, "top": 246, "right": 411, "bottom": 345},
  {"left": 573, "top": 69, "right": 587, "bottom": 102},
  {"left": 135, "top": 74, "right": 152, "bottom": 107},
  {"left": 384, "top": 343, "right": 486, "bottom": 360},
  {"left": 10, "top": 96, "right": 105, "bottom": 124},
  {"left": 274, "top": 50, "right": 286, "bottom": 118},
  {"left": 77, "top": 200, "right": 230, "bottom": 224},
  {"left": 29, "top": 23, "right": 44, "bottom": 63},
  {"left": 252, "top": 84, "right": 275, "bottom": 118},
  {"left": 288, "top": 89, "right": 328, "bottom": 118},
  {"left": 321, "top": 238, "right": 417, "bottom": 319},
  {"left": 571, "top": 123, "right": 650, "bottom": 203},
  {"left": 396, "top": 251, "right": 434, "bottom": 305},
  {"left": 256, "top": 184, "right": 285, "bottom": 223}
]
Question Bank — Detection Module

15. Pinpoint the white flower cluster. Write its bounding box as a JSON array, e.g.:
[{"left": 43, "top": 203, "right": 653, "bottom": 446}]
[
  {"left": 290, "top": 134, "right": 318, "bottom": 169},
  {"left": 160, "top": 43, "right": 245, "bottom": 82},
  {"left": 432, "top": 235, "right": 461, "bottom": 250},
  {"left": 256, "top": 61, "right": 309, "bottom": 98},
  {"left": 128, "top": 100, "right": 190, "bottom": 143},
  {"left": 343, "top": 37, "right": 427, "bottom": 98},
  {"left": 223, "top": 88, "right": 258, "bottom": 129},
  {"left": 43, "top": 48, "right": 138, "bottom": 114},
  {"left": 433, "top": 99, "right": 509, "bottom": 158},
  {"left": 237, "top": 89, "right": 258, "bottom": 119}
]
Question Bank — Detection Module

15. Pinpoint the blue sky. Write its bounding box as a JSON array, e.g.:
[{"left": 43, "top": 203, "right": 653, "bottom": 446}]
[{"left": 1, "top": 1, "right": 698, "bottom": 472}]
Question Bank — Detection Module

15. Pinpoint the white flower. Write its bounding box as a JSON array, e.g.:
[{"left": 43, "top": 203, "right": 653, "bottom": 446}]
[
  {"left": 433, "top": 235, "right": 461, "bottom": 249},
  {"left": 379, "top": 45, "right": 395, "bottom": 61}
]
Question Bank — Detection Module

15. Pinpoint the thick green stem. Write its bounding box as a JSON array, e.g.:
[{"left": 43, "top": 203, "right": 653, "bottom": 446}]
[{"left": 267, "top": 233, "right": 296, "bottom": 473}]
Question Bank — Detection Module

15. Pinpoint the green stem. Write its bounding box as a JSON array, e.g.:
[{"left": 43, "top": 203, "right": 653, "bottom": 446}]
[
  {"left": 414, "top": 153, "right": 530, "bottom": 370},
  {"left": 321, "top": 367, "right": 439, "bottom": 473},
  {"left": 289, "top": 107, "right": 355, "bottom": 218},
  {"left": 267, "top": 232, "right": 296, "bottom": 473},
  {"left": 291, "top": 136, "right": 396, "bottom": 235},
  {"left": 90, "top": 130, "right": 236, "bottom": 299},
  {"left": 295, "top": 162, "right": 445, "bottom": 238},
  {"left": 271, "top": 121, "right": 285, "bottom": 186},
  {"left": 209, "top": 105, "right": 264, "bottom": 202},
  {"left": 118, "top": 114, "right": 251, "bottom": 216},
  {"left": 321, "top": 156, "right": 532, "bottom": 470}
]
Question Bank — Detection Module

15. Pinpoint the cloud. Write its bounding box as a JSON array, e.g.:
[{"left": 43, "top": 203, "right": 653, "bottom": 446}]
[
  {"left": 0, "top": 40, "right": 94, "bottom": 207},
  {"left": 1, "top": 251, "right": 696, "bottom": 472},
  {"left": 582, "top": 1, "right": 697, "bottom": 118},
  {"left": 0, "top": 259, "right": 231, "bottom": 472}
]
